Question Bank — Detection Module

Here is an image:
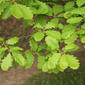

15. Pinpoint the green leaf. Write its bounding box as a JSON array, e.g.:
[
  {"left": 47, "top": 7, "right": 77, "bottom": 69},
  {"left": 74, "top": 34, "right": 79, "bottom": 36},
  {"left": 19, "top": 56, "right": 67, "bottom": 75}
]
[
  {"left": 37, "top": 56, "right": 45, "bottom": 69},
  {"left": 45, "top": 18, "right": 58, "bottom": 29},
  {"left": 62, "top": 25, "right": 76, "bottom": 39},
  {"left": 1, "top": 53, "right": 13, "bottom": 71},
  {"left": 76, "top": 0, "right": 85, "bottom": 7},
  {"left": 59, "top": 54, "right": 68, "bottom": 70},
  {"left": 42, "top": 63, "right": 48, "bottom": 72},
  {"left": 59, "top": 54, "right": 80, "bottom": 70},
  {"left": 11, "top": 3, "right": 33, "bottom": 19},
  {"left": 81, "top": 24, "right": 85, "bottom": 29},
  {"left": 64, "top": 33, "right": 78, "bottom": 44},
  {"left": 45, "top": 30, "right": 61, "bottom": 40},
  {"left": 6, "top": 37, "right": 19, "bottom": 45},
  {"left": 80, "top": 35, "right": 85, "bottom": 43},
  {"left": 42, "top": 53, "right": 61, "bottom": 72},
  {"left": 33, "top": 23, "right": 43, "bottom": 30},
  {"left": 64, "top": 1, "right": 75, "bottom": 11},
  {"left": 33, "top": 31, "right": 44, "bottom": 41},
  {"left": 32, "top": 1, "right": 49, "bottom": 14},
  {"left": 47, "top": 53, "right": 61, "bottom": 70},
  {"left": 53, "top": 4, "right": 64, "bottom": 15},
  {"left": 25, "top": 50, "right": 34, "bottom": 69},
  {"left": 62, "top": 43, "right": 79, "bottom": 52},
  {"left": 0, "top": 2, "right": 10, "bottom": 15},
  {"left": 1, "top": 3, "right": 11, "bottom": 19},
  {"left": 46, "top": 6, "right": 53, "bottom": 16},
  {"left": 0, "top": 47, "right": 8, "bottom": 59},
  {"left": 77, "top": 29, "right": 85, "bottom": 34},
  {"left": 67, "top": 17, "right": 83, "bottom": 24},
  {"left": 45, "top": 22, "right": 55, "bottom": 29},
  {"left": 71, "top": 7, "right": 85, "bottom": 16},
  {"left": 12, "top": 51, "right": 26, "bottom": 66},
  {"left": 58, "top": 23, "right": 64, "bottom": 30},
  {"left": 9, "top": 46, "right": 23, "bottom": 51},
  {"left": 29, "top": 38, "right": 38, "bottom": 51},
  {"left": 64, "top": 11, "right": 73, "bottom": 19},
  {"left": 66, "top": 54, "right": 80, "bottom": 69},
  {"left": 45, "top": 36, "right": 59, "bottom": 50}
]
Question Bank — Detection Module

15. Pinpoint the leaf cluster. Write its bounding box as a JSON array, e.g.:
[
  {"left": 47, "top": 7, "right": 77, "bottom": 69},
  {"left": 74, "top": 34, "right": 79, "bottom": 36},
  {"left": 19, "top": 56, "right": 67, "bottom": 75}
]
[{"left": 0, "top": 0, "right": 85, "bottom": 74}]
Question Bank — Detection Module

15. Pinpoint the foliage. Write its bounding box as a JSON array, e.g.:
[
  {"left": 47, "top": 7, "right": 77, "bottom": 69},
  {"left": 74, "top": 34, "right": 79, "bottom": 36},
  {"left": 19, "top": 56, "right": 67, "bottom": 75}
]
[{"left": 0, "top": 0, "right": 85, "bottom": 74}]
